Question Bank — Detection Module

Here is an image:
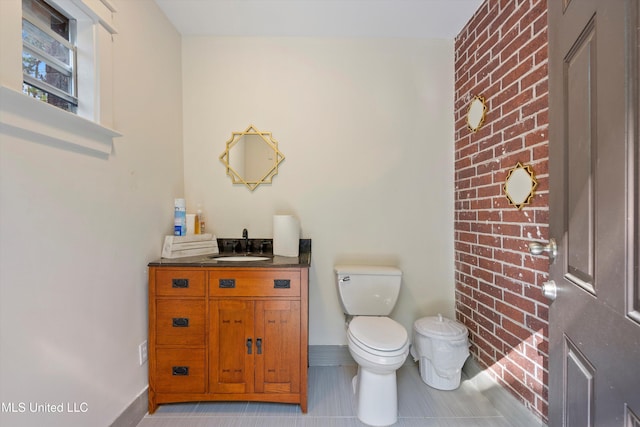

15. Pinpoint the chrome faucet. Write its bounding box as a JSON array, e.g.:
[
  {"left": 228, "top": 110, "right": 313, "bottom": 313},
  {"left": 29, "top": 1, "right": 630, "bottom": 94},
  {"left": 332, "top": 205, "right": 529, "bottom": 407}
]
[{"left": 242, "top": 228, "right": 249, "bottom": 253}]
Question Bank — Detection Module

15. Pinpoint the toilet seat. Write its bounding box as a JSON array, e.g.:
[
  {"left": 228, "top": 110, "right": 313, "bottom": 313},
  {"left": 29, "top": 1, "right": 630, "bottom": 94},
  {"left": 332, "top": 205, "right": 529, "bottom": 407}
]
[{"left": 348, "top": 316, "right": 409, "bottom": 357}]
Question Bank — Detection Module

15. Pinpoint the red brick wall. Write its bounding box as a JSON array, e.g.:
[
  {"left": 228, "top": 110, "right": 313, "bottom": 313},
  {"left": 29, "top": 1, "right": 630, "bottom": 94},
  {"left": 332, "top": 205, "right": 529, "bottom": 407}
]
[{"left": 454, "top": 0, "right": 549, "bottom": 421}]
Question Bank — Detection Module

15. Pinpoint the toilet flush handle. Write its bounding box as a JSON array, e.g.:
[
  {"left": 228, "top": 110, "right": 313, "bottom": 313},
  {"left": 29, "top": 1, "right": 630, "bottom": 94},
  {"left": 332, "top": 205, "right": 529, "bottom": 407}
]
[{"left": 339, "top": 276, "right": 350, "bottom": 284}]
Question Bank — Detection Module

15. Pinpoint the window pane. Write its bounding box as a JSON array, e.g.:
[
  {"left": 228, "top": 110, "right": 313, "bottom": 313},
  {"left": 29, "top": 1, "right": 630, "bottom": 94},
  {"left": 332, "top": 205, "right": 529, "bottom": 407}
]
[
  {"left": 22, "top": 0, "right": 77, "bottom": 112},
  {"left": 22, "top": 51, "right": 72, "bottom": 94},
  {"left": 22, "top": 82, "right": 77, "bottom": 113},
  {"left": 22, "top": 18, "right": 71, "bottom": 66},
  {"left": 22, "top": 0, "right": 70, "bottom": 40}
]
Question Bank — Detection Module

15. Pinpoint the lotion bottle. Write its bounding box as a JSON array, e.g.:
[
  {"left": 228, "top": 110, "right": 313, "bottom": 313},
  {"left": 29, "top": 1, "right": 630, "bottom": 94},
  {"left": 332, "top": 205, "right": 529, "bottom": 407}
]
[{"left": 197, "top": 204, "right": 206, "bottom": 234}]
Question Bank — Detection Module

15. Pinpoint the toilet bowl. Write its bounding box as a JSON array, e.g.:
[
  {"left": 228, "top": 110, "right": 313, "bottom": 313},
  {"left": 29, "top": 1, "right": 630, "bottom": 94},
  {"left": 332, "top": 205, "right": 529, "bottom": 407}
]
[
  {"left": 347, "top": 316, "right": 410, "bottom": 427},
  {"left": 348, "top": 316, "right": 410, "bottom": 371},
  {"left": 335, "top": 265, "right": 408, "bottom": 427}
]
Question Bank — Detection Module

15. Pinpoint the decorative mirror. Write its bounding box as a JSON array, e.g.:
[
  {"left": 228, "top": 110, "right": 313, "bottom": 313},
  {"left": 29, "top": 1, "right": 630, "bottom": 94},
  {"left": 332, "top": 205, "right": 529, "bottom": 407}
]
[
  {"left": 219, "top": 125, "right": 285, "bottom": 191},
  {"left": 466, "top": 95, "right": 487, "bottom": 132},
  {"left": 504, "top": 162, "right": 538, "bottom": 209}
]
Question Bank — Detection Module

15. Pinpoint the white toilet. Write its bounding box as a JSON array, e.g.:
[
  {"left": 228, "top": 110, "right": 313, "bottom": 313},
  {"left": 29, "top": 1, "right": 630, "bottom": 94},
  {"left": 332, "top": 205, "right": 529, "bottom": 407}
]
[{"left": 335, "top": 265, "right": 410, "bottom": 427}]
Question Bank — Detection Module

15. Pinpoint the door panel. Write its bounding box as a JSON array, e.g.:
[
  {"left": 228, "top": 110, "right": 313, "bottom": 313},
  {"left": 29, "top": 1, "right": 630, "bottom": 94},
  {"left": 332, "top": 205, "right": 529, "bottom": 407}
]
[
  {"left": 632, "top": 0, "right": 640, "bottom": 324},
  {"left": 627, "top": 407, "right": 640, "bottom": 427},
  {"left": 254, "top": 300, "right": 300, "bottom": 394},
  {"left": 210, "top": 299, "right": 254, "bottom": 393},
  {"left": 548, "top": 0, "right": 640, "bottom": 425},
  {"left": 564, "top": 336, "right": 595, "bottom": 427},
  {"left": 565, "top": 16, "right": 596, "bottom": 294}
]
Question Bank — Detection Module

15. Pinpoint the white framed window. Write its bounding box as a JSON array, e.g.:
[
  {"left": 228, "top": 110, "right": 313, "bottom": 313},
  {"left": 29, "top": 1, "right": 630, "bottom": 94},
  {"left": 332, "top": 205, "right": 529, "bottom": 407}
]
[
  {"left": 22, "top": 0, "right": 78, "bottom": 113},
  {"left": 1, "top": 0, "right": 120, "bottom": 156}
]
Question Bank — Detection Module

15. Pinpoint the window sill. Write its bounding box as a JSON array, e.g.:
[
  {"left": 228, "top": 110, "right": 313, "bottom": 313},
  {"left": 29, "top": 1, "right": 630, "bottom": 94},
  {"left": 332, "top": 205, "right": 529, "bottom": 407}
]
[{"left": 0, "top": 85, "right": 121, "bottom": 156}]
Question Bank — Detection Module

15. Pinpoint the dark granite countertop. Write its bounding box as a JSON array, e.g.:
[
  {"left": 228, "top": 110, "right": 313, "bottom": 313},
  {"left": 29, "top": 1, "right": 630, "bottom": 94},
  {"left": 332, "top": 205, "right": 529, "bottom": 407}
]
[{"left": 148, "top": 238, "right": 311, "bottom": 268}]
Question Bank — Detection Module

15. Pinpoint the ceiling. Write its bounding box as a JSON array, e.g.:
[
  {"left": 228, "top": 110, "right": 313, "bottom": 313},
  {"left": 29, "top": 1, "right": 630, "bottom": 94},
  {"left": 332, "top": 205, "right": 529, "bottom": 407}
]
[{"left": 153, "top": 0, "right": 484, "bottom": 39}]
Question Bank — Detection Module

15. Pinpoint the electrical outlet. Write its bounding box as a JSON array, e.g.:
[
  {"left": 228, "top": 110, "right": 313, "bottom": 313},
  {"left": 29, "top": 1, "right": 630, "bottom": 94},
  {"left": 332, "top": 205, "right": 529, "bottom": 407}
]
[{"left": 139, "top": 340, "right": 148, "bottom": 366}]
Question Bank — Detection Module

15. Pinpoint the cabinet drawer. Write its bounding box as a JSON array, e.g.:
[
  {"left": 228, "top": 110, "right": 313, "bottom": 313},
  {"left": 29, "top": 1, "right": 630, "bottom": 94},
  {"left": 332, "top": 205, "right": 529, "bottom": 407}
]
[
  {"left": 155, "top": 270, "right": 205, "bottom": 297},
  {"left": 156, "top": 300, "right": 205, "bottom": 345},
  {"left": 155, "top": 348, "right": 205, "bottom": 393},
  {"left": 209, "top": 270, "right": 300, "bottom": 297}
]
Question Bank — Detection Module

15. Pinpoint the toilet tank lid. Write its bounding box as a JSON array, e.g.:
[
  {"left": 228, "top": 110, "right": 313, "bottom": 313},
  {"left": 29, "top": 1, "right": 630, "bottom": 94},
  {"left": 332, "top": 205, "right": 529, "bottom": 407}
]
[{"left": 334, "top": 265, "right": 402, "bottom": 276}]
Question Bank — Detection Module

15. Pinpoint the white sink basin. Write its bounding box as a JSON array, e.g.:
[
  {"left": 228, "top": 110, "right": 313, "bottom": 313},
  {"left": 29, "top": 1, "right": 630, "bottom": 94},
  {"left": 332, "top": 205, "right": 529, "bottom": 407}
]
[{"left": 214, "top": 256, "right": 270, "bottom": 262}]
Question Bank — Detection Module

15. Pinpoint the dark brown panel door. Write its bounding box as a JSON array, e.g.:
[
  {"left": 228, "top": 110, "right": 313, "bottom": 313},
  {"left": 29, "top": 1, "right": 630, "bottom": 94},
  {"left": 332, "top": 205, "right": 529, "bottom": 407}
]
[{"left": 548, "top": 0, "right": 640, "bottom": 425}]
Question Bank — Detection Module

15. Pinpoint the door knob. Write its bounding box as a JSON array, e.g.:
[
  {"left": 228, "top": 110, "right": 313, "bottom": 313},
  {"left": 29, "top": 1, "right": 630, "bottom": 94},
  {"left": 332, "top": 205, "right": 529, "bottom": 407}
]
[
  {"left": 542, "top": 280, "right": 557, "bottom": 301},
  {"left": 528, "top": 238, "right": 558, "bottom": 262}
]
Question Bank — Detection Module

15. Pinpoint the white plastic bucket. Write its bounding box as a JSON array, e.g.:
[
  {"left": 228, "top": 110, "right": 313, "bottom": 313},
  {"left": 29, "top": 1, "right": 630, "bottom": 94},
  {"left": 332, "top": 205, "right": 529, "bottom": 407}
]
[{"left": 411, "top": 314, "right": 469, "bottom": 390}]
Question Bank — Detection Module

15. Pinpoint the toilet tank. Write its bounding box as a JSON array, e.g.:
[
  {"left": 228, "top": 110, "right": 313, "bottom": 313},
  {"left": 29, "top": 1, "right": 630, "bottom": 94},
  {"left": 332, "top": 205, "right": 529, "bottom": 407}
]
[{"left": 335, "top": 265, "right": 402, "bottom": 316}]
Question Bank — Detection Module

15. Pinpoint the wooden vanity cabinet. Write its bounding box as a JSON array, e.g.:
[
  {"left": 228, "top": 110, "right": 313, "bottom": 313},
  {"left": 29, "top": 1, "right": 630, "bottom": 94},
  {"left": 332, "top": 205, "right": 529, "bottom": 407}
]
[{"left": 148, "top": 266, "right": 308, "bottom": 414}]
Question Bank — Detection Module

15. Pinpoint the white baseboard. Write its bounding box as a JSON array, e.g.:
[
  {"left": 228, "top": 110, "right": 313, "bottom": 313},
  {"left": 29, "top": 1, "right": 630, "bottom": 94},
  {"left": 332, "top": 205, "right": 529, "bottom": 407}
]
[{"left": 109, "top": 387, "right": 148, "bottom": 427}]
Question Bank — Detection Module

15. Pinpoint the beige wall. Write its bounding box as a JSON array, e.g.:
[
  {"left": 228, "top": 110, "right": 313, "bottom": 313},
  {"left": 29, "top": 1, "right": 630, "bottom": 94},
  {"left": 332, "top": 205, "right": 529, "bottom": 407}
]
[
  {"left": 1, "top": 8, "right": 461, "bottom": 425},
  {"left": 0, "top": 1, "right": 183, "bottom": 426},
  {"left": 182, "top": 37, "right": 457, "bottom": 344}
]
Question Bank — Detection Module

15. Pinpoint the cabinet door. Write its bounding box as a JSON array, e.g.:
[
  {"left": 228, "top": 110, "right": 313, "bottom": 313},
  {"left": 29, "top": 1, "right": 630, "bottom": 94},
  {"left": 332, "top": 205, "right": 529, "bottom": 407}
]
[
  {"left": 210, "top": 300, "right": 254, "bottom": 393},
  {"left": 254, "top": 300, "right": 300, "bottom": 394}
]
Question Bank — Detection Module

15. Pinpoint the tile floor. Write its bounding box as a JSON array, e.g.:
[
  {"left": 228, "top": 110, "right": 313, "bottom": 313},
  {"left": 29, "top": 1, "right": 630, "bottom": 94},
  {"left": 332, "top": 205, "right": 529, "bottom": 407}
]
[{"left": 137, "top": 362, "right": 542, "bottom": 427}]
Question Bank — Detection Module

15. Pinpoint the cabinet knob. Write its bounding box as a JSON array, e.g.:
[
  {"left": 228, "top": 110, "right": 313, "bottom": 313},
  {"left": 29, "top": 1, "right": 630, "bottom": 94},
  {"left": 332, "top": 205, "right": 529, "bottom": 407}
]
[{"left": 246, "top": 338, "right": 252, "bottom": 354}]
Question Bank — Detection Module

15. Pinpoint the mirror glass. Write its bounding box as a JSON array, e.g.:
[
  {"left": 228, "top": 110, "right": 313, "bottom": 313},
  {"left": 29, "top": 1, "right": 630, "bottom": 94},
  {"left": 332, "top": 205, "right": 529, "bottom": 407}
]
[
  {"left": 504, "top": 162, "right": 538, "bottom": 209},
  {"left": 467, "top": 95, "right": 487, "bottom": 132},
  {"left": 219, "top": 125, "right": 285, "bottom": 191}
]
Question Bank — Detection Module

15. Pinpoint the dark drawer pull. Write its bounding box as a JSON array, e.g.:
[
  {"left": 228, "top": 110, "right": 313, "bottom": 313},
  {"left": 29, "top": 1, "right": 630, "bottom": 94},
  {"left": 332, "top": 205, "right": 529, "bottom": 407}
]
[
  {"left": 172, "top": 278, "right": 189, "bottom": 288},
  {"left": 219, "top": 279, "right": 236, "bottom": 288},
  {"left": 172, "top": 366, "right": 189, "bottom": 376},
  {"left": 172, "top": 317, "right": 189, "bottom": 327},
  {"left": 274, "top": 279, "right": 290, "bottom": 289}
]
